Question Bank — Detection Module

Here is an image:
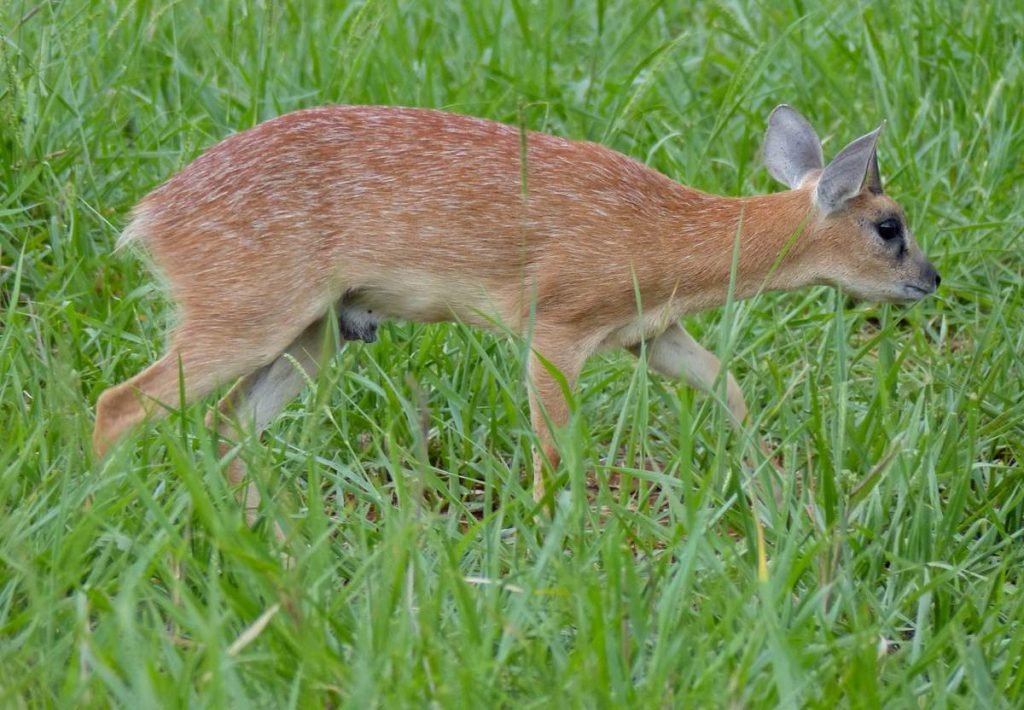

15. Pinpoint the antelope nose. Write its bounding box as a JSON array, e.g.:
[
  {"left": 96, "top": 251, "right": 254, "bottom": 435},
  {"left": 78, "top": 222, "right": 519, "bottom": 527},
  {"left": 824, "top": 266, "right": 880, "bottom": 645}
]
[{"left": 924, "top": 262, "right": 941, "bottom": 290}]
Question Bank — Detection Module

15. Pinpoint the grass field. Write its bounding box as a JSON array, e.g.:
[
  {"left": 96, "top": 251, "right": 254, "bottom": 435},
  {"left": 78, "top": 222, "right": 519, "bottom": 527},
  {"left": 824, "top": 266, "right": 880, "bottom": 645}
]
[{"left": 2, "top": 0, "right": 1023, "bottom": 706}]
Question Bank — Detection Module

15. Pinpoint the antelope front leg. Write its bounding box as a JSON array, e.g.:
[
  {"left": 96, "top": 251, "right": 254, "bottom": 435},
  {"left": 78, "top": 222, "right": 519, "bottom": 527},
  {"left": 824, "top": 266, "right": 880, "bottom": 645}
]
[
  {"left": 526, "top": 330, "right": 588, "bottom": 505},
  {"left": 629, "top": 322, "right": 748, "bottom": 429}
]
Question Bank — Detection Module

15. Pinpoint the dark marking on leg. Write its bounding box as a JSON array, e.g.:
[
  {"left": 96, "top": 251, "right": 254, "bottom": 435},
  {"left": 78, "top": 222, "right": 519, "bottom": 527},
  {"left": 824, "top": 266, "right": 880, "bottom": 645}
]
[{"left": 338, "top": 305, "right": 380, "bottom": 343}]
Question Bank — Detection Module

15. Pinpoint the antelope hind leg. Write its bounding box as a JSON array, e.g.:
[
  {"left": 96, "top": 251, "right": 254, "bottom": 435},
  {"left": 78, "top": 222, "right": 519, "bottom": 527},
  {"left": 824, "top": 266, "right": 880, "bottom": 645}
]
[{"left": 207, "top": 318, "right": 336, "bottom": 534}]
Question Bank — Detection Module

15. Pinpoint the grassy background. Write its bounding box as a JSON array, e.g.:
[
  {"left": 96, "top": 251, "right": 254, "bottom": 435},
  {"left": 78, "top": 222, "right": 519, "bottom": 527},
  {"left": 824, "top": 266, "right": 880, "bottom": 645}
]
[{"left": 2, "top": 0, "right": 1023, "bottom": 706}]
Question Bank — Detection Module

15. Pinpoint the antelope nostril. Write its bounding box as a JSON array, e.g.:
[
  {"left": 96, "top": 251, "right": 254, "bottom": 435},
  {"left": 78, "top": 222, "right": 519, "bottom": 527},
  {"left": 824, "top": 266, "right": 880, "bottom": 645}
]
[{"left": 934, "top": 272, "right": 942, "bottom": 288}]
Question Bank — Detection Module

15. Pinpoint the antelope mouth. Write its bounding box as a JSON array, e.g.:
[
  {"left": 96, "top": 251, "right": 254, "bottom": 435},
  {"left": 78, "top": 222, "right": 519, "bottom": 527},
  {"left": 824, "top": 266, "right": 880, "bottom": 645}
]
[{"left": 898, "top": 282, "right": 936, "bottom": 302}]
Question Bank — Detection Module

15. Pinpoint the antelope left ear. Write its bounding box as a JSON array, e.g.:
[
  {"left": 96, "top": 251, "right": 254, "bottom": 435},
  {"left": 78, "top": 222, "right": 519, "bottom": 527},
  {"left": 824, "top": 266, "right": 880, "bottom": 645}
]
[
  {"left": 763, "top": 105, "right": 824, "bottom": 189},
  {"left": 816, "top": 123, "right": 884, "bottom": 215}
]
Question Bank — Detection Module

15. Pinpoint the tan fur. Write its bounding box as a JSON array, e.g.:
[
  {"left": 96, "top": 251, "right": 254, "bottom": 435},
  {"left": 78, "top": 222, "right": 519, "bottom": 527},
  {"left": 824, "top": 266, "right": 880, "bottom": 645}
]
[{"left": 93, "top": 105, "right": 938, "bottom": 513}]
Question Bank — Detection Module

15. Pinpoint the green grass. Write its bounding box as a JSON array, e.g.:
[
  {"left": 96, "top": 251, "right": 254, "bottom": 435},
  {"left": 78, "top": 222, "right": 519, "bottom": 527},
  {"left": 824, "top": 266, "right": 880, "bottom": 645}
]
[{"left": 2, "top": 0, "right": 1023, "bottom": 706}]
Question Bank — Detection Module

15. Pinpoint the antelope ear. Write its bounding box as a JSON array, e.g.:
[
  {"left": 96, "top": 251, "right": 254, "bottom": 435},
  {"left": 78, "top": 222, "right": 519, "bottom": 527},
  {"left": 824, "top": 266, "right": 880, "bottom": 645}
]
[
  {"left": 862, "top": 147, "right": 883, "bottom": 195},
  {"left": 763, "top": 105, "right": 824, "bottom": 189},
  {"left": 816, "top": 124, "right": 884, "bottom": 214}
]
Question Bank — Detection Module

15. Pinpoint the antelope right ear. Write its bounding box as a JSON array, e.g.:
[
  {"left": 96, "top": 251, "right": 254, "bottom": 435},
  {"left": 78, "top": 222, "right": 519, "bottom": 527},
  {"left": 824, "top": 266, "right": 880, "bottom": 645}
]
[
  {"left": 763, "top": 105, "right": 824, "bottom": 189},
  {"left": 815, "top": 124, "right": 883, "bottom": 215}
]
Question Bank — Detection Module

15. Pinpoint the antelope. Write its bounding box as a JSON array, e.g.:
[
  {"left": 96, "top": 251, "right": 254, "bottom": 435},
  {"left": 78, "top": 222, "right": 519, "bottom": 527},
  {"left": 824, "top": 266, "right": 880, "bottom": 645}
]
[{"left": 92, "top": 104, "right": 940, "bottom": 522}]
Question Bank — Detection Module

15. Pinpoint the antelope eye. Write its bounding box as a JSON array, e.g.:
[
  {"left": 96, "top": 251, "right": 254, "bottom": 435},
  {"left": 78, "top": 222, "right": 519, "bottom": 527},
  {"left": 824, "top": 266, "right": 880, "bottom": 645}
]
[{"left": 876, "top": 218, "right": 903, "bottom": 242}]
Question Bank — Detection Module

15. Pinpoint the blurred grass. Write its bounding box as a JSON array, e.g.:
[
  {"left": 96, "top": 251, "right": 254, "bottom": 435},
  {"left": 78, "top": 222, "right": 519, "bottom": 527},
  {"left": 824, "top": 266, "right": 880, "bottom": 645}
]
[{"left": 2, "top": 0, "right": 1023, "bottom": 706}]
